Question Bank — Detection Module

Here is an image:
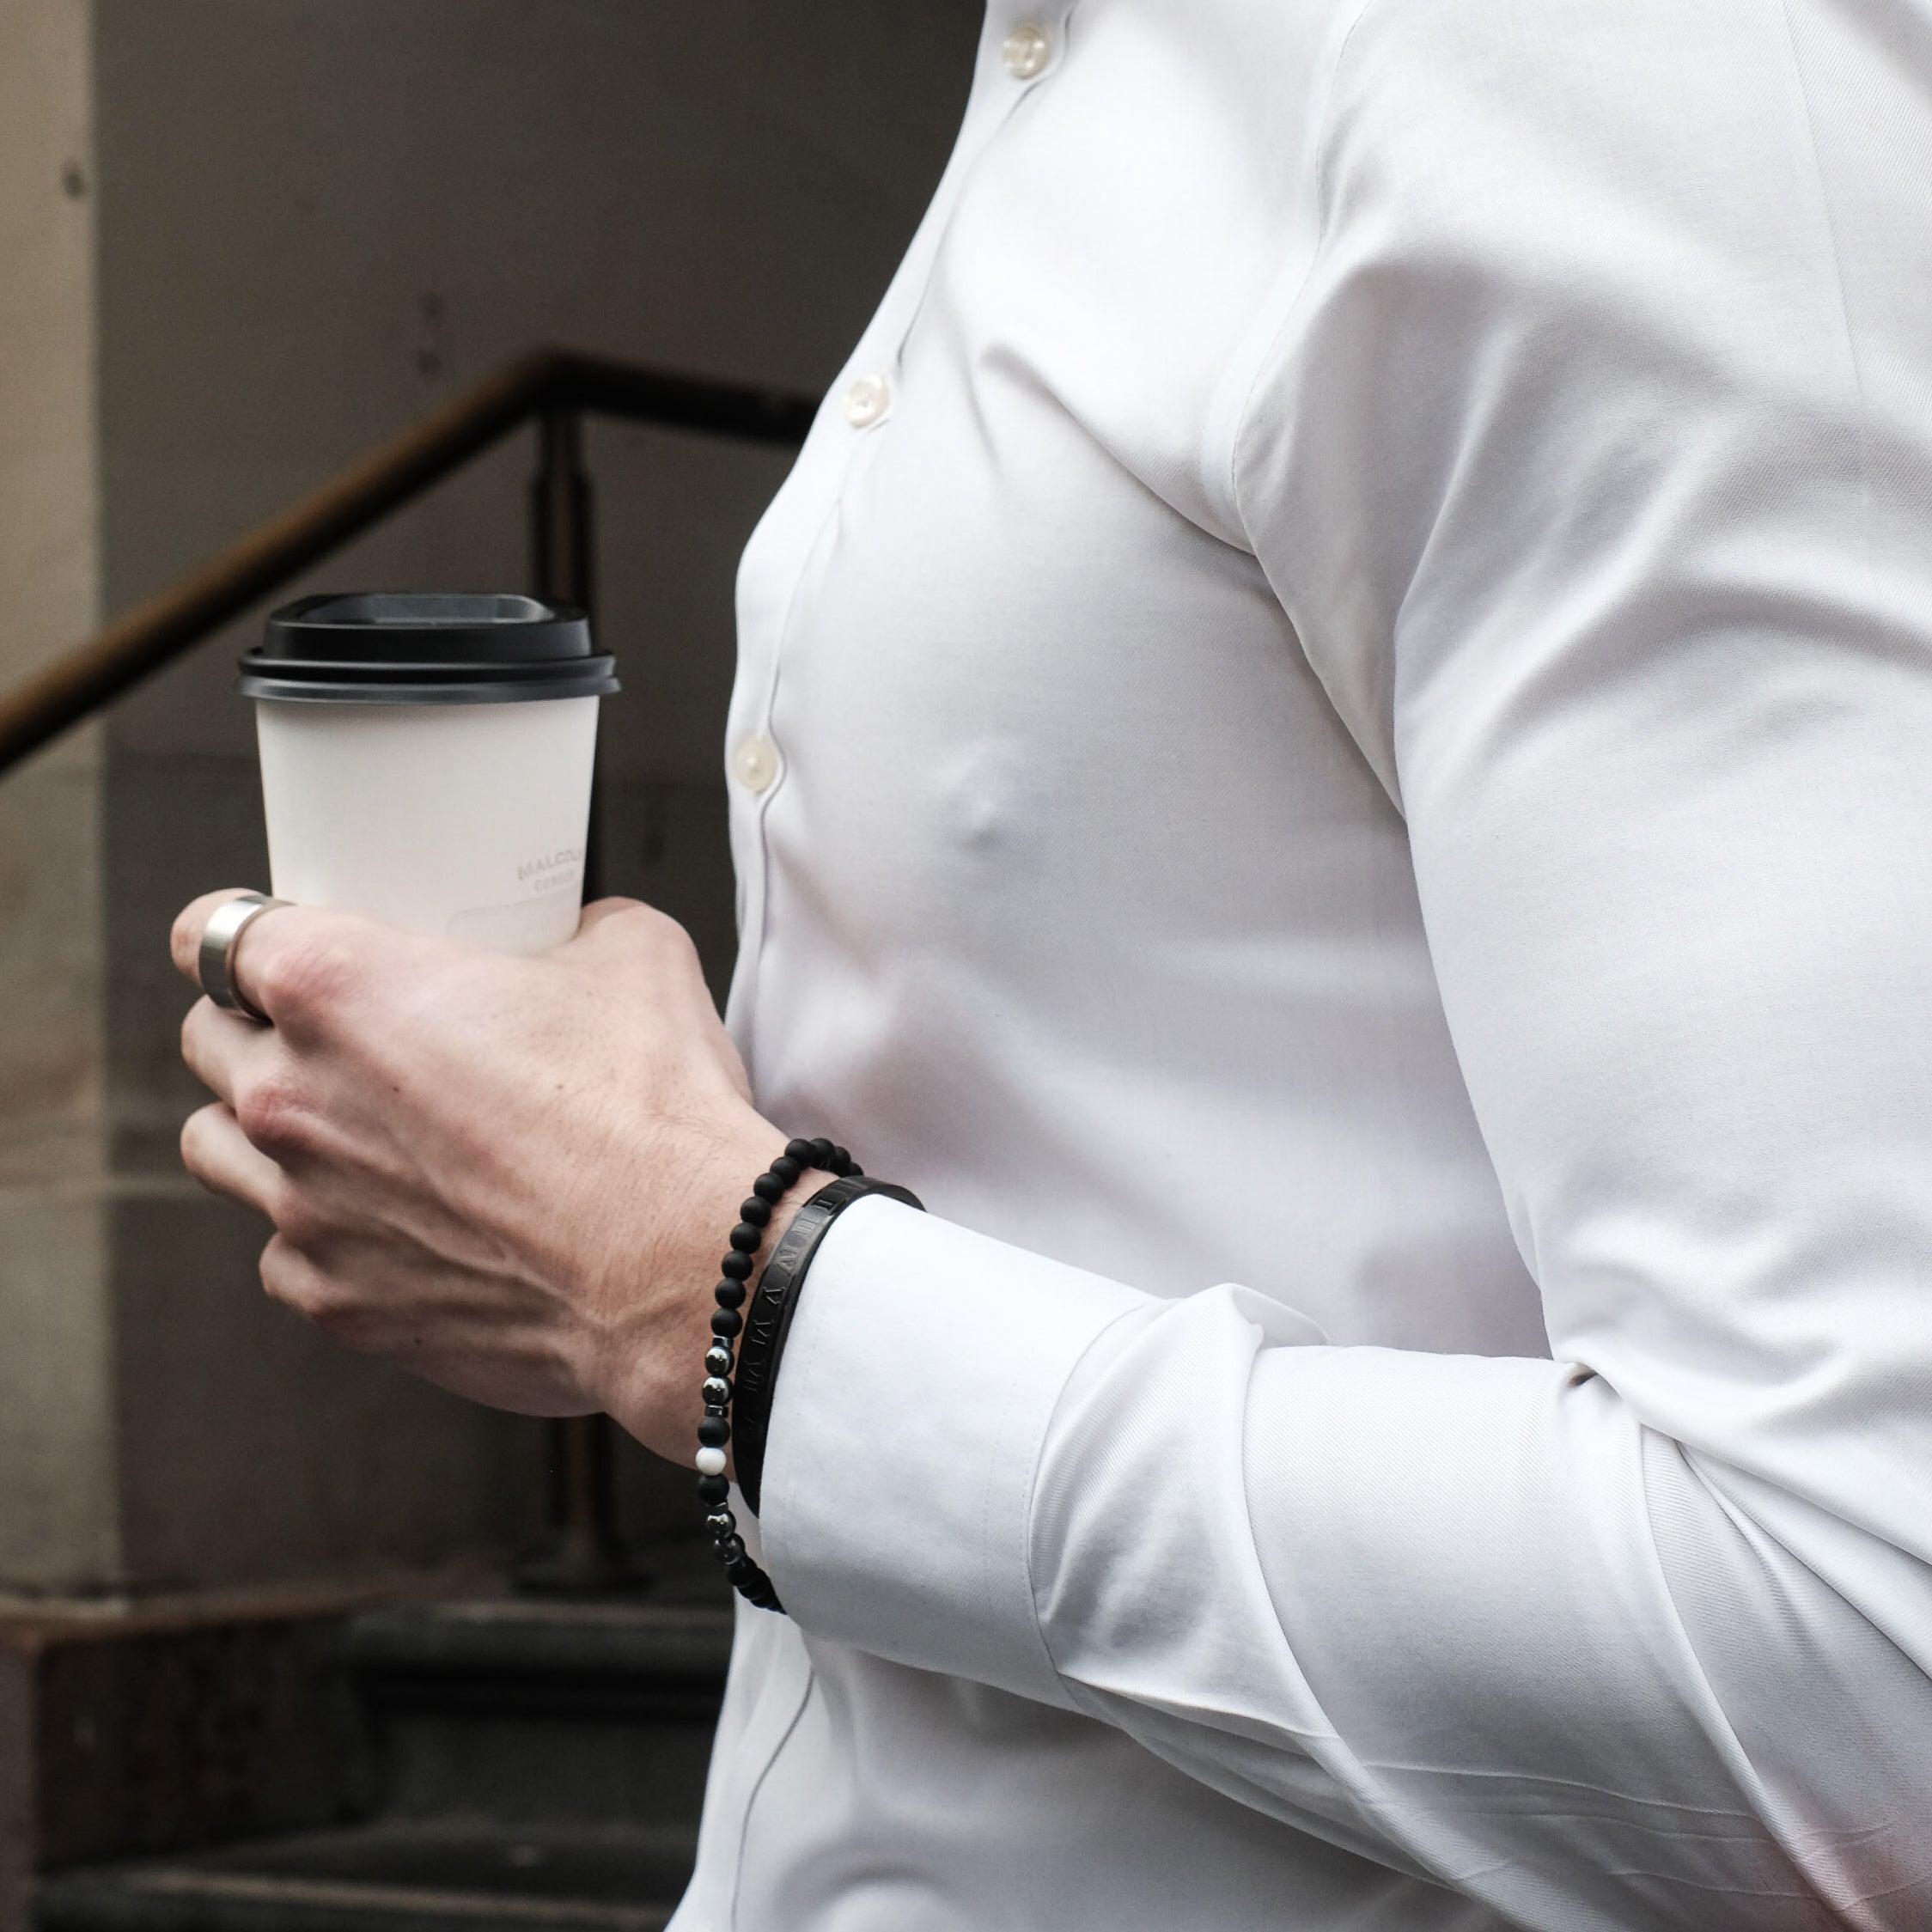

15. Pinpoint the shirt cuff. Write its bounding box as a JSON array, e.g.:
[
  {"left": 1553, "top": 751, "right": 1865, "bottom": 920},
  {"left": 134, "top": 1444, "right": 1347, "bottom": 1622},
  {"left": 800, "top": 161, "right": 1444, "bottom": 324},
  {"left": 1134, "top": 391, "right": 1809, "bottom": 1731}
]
[{"left": 759, "top": 1196, "right": 1148, "bottom": 1705}]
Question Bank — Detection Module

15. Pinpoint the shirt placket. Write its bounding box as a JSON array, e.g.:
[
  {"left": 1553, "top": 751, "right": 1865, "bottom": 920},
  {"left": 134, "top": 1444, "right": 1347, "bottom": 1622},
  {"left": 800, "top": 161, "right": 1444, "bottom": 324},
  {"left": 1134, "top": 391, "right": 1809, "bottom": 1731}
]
[{"left": 722, "top": 1, "right": 1079, "bottom": 1070}]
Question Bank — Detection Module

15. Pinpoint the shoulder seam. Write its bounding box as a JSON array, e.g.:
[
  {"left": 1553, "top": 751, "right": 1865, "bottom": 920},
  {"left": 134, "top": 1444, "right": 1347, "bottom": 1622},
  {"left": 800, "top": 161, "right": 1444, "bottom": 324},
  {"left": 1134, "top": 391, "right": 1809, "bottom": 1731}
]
[{"left": 1203, "top": 0, "right": 1387, "bottom": 550}]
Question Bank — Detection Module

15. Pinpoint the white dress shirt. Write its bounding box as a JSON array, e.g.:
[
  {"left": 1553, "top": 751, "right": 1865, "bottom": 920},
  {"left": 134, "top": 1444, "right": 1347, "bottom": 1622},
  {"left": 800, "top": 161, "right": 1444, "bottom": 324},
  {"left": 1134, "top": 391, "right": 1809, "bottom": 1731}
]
[{"left": 670, "top": 2, "right": 1932, "bottom": 1926}]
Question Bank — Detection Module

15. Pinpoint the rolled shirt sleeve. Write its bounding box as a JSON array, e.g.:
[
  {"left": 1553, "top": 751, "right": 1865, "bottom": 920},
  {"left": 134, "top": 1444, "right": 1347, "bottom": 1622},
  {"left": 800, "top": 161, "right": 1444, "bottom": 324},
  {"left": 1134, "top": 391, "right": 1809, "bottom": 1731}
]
[{"left": 764, "top": 1, "right": 1932, "bottom": 1923}]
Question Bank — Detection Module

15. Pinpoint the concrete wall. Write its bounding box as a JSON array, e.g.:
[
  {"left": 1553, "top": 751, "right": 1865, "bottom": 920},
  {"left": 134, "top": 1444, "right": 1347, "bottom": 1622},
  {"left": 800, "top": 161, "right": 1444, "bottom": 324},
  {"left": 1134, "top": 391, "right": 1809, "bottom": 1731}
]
[
  {"left": 0, "top": 0, "right": 120, "bottom": 1591},
  {"left": 0, "top": 0, "right": 978, "bottom": 1594}
]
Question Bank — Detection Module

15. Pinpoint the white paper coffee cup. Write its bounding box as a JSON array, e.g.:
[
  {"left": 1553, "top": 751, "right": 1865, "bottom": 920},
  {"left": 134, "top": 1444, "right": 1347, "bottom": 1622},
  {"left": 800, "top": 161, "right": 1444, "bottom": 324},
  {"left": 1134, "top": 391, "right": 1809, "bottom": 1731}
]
[{"left": 240, "top": 594, "right": 619, "bottom": 957}]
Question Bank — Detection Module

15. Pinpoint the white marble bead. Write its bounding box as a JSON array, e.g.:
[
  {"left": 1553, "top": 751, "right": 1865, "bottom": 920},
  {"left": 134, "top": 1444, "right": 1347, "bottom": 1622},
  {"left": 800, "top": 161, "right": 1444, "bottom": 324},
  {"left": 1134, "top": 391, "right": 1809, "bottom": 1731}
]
[{"left": 695, "top": 1446, "right": 728, "bottom": 1478}]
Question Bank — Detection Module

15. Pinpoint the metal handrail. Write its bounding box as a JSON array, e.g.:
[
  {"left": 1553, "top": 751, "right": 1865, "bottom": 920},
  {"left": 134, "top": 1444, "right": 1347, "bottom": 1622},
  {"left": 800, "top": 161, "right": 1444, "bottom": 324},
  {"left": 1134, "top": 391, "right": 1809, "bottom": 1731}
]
[{"left": 0, "top": 347, "right": 818, "bottom": 775}]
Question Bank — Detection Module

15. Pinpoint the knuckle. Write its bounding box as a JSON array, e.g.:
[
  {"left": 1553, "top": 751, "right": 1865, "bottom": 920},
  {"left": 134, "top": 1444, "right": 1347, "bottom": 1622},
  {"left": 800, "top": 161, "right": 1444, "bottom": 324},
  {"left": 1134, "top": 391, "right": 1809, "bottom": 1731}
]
[
  {"left": 307, "top": 1291, "right": 375, "bottom": 1351},
  {"left": 631, "top": 904, "right": 698, "bottom": 971},
  {"left": 261, "top": 1239, "right": 330, "bottom": 1313},
  {"left": 253, "top": 925, "right": 360, "bottom": 1020},
  {"left": 271, "top": 1191, "right": 330, "bottom": 1252},
  {"left": 648, "top": 903, "right": 692, "bottom": 946},
  {"left": 234, "top": 1072, "right": 314, "bottom": 1160},
  {"left": 611, "top": 899, "right": 667, "bottom": 938},
  {"left": 260, "top": 1239, "right": 374, "bottom": 1350}
]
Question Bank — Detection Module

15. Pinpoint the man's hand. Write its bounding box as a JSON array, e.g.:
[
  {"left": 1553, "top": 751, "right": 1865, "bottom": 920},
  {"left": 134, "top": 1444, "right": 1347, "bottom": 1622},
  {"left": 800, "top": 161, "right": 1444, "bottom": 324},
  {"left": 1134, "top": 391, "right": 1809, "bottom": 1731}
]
[{"left": 171, "top": 891, "right": 797, "bottom": 1465}]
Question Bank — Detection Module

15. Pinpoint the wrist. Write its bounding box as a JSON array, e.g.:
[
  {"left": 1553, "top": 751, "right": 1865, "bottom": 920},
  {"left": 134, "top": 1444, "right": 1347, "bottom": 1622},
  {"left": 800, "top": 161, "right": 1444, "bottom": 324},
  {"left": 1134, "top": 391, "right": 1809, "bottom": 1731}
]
[
  {"left": 710, "top": 1160, "right": 835, "bottom": 1473},
  {"left": 758, "top": 1167, "right": 830, "bottom": 1268},
  {"left": 694, "top": 1137, "right": 870, "bottom": 1613},
  {"left": 594, "top": 1118, "right": 830, "bottom": 1460},
  {"left": 682, "top": 1137, "right": 924, "bottom": 1614}
]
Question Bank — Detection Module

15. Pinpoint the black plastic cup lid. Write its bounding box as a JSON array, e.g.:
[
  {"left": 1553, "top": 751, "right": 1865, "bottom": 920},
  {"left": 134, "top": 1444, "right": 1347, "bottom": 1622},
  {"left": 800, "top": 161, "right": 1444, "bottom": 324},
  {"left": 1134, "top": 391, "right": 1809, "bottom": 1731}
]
[{"left": 239, "top": 593, "right": 619, "bottom": 705}]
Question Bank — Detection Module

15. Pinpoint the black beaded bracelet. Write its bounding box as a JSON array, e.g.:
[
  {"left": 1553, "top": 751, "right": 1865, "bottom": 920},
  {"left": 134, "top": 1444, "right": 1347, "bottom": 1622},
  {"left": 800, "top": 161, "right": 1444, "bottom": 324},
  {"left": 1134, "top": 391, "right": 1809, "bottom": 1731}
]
[{"left": 697, "top": 1137, "right": 878, "bottom": 1612}]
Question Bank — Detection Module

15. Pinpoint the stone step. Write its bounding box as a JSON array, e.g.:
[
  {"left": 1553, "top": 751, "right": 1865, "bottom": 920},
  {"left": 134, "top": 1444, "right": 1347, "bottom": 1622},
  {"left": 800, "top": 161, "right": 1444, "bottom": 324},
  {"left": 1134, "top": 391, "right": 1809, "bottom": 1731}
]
[
  {"left": 36, "top": 1819, "right": 695, "bottom": 1932},
  {"left": 348, "top": 1596, "right": 734, "bottom": 1714},
  {"left": 33, "top": 1583, "right": 736, "bottom": 1932},
  {"left": 344, "top": 1597, "right": 733, "bottom": 1828}
]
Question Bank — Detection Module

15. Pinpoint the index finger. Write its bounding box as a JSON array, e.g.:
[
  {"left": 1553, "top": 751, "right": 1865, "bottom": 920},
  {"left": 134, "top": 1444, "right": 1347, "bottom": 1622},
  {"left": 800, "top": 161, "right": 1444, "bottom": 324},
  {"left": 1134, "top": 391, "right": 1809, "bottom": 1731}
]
[
  {"left": 171, "top": 889, "right": 272, "bottom": 987},
  {"left": 171, "top": 892, "right": 416, "bottom": 1033},
  {"left": 170, "top": 889, "right": 323, "bottom": 1026}
]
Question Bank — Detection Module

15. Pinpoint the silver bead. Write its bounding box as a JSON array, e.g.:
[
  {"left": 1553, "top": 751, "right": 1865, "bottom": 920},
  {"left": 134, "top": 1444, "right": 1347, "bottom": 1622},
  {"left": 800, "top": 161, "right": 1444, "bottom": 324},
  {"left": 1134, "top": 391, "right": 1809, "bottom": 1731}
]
[
  {"left": 705, "top": 1344, "right": 733, "bottom": 1379},
  {"left": 701, "top": 1377, "right": 731, "bottom": 1408}
]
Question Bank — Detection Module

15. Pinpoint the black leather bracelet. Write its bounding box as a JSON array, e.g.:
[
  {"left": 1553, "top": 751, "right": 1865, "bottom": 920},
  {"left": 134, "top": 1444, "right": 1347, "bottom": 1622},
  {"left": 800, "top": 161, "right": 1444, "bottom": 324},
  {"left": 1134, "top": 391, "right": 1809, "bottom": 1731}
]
[
  {"left": 696, "top": 1139, "right": 923, "bottom": 1614},
  {"left": 734, "top": 1174, "right": 924, "bottom": 1516}
]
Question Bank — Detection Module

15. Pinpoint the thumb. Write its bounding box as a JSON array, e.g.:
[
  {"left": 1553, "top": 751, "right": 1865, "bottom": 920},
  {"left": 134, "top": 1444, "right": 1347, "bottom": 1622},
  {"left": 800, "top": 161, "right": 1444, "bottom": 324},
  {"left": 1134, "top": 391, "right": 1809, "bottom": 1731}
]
[{"left": 568, "top": 896, "right": 653, "bottom": 942}]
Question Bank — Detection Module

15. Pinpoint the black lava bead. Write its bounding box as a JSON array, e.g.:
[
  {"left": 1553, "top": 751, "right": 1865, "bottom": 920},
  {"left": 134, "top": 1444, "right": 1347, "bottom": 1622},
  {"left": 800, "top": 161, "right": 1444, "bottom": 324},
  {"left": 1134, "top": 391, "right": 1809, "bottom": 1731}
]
[{"left": 695, "top": 1133, "right": 871, "bottom": 1618}]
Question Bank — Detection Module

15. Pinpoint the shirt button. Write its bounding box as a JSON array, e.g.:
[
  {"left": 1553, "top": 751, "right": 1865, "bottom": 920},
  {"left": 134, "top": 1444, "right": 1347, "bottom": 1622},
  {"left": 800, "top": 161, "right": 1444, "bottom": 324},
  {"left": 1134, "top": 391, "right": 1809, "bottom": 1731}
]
[
  {"left": 842, "top": 374, "right": 892, "bottom": 429},
  {"left": 1002, "top": 22, "right": 1051, "bottom": 79},
  {"left": 732, "top": 734, "right": 781, "bottom": 794}
]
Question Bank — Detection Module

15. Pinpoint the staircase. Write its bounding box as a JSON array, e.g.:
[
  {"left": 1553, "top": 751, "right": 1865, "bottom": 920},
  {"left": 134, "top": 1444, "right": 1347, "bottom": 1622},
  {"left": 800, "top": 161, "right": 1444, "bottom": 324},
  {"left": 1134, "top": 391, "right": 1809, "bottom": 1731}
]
[{"left": 34, "top": 1570, "right": 733, "bottom": 1932}]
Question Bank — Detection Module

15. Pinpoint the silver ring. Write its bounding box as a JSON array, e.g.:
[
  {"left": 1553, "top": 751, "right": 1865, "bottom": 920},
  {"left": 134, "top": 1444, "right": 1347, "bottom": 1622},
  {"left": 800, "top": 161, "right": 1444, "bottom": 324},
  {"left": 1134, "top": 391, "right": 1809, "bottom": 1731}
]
[{"left": 198, "top": 893, "right": 290, "bottom": 1023}]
